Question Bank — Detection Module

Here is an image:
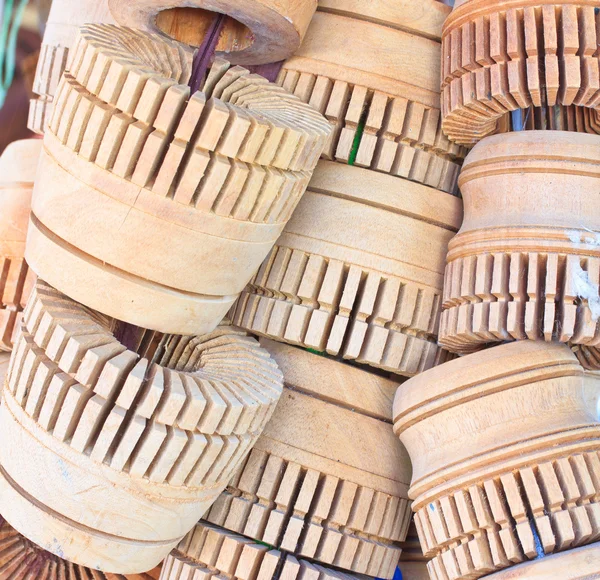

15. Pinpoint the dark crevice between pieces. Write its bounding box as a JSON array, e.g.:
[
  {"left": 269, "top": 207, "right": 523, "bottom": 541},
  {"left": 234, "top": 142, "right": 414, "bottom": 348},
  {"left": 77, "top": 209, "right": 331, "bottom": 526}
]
[{"left": 188, "top": 13, "right": 226, "bottom": 94}]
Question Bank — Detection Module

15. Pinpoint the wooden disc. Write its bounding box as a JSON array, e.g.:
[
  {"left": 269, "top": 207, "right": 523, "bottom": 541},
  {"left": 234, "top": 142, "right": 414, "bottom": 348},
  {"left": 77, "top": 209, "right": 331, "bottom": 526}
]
[
  {"left": 205, "top": 339, "right": 412, "bottom": 578},
  {"left": 0, "top": 139, "right": 40, "bottom": 351},
  {"left": 439, "top": 131, "right": 600, "bottom": 363},
  {"left": 482, "top": 542, "right": 600, "bottom": 579},
  {"left": 29, "top": 0, "right": 115, "bottom": 134},
  {"left": 393, "top": 340, "right": 600, "bottom": 580},
  {"left": 441, "top": 0, "right": 600, "bottom": 146},
  {"left": 0, "top": 279, "right": 283, "bottom": 573},
  {"left": 160, "top": 521, "right": 363, "bottom": 579},
  {"left": 27, "top": 24, "right": 330, "bottom": 334},
  {"left": 278, "top": 6, "right": 467, "bottom": 194},
  {"left": 0, "top": 516, "right": 161, "bottom": 579},
  {"left": 108, "top": 0, "right": 317, "bottom": 65},
  {"left": 231, "top": 160, "right": 461, "bottom": 377}
]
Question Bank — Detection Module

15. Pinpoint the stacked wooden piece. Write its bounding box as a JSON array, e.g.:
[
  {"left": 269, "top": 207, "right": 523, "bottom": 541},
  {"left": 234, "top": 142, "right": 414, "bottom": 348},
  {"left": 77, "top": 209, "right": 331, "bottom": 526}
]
[
  {"left": 392, "top": 1, "right": 600, "bottom": 579},
  {"left": 1, "top": 1, "right": 334, "bottom": 575}
]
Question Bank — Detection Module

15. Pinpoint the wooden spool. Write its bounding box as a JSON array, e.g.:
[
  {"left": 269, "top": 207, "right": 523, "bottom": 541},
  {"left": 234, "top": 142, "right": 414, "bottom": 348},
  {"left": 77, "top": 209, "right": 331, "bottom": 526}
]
[
  {"left": 26, "top": 24, "right": 330, "bottom": 335},
  {"left": 0, "top": 279, "right": 283, "bottom": 573},
  {"left": 108, "top": 0, "right": 317, "bottom": 65},
  {"left": 232, "top": 161, "right": 462, "bottom": 377},
  {"left": 0, "top": 139, "right": 40, "bottom": 351},
  {"left": 439, "top": 131, "right": 600, "bottom": 365},
  {"left": 393, "top": 340, "right": 600, "bottom": 580},
  {"left": 441, "top": 0, "right": 600, "bottom": 146},
  {"left": 277, "top": 3, "right": 467, "bottom": 194},
  {"left": 0, "top": 516, "right": 161, "bottom": 579},
  {"left": 29, "top": 0, "right": 115, "bottom": 134},
  {"left": 205, "top": 339, "right": 413, "bottom": 578},
  {"left": 482, "top": 542, "right": 600, "bottom": 579},
  {"left": 160, "top": 521, "right": 362, "bottom": 579}
]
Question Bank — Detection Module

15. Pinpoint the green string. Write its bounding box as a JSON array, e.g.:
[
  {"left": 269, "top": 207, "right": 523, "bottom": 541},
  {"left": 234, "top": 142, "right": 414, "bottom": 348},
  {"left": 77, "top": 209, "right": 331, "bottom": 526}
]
[{"left": 0, "top": 0, "right": 27, "bottom": 109}]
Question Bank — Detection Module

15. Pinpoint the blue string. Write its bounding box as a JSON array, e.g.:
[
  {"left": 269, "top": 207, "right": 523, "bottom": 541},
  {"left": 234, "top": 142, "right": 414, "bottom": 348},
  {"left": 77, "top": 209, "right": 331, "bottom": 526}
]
[{"left": 0, "top": 0, "right": 27, "bottom": 109}]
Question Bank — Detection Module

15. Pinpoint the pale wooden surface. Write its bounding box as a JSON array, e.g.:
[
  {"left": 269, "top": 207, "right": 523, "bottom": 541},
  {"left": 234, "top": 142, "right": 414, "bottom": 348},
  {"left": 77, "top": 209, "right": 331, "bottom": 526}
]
[
  {"left": 441, "top": 0, "right": 600, "bottom": 145},
  {"left": 108, "top": 0, "right": 317, "bottom": 65},
  {"left": 393, "top": 340, "right": 600, "bottom": 579},
  {"left": 205, "top": 340, "right": 412, "bottom": 578},
  {"left": 29, "top": 0, "right": 114, "bottom": 134},
  {"left": 27, "top": 25, "right": 330, "bottom": 334},
  {"left": 278, "top": 7, "right": 467, "bottom": 193},
  {"left": 160, "top": 521, "right": 362, "bottom": 579},
  {"left": 483, "top": 541, "right": 600, "bottom": 579},
  {"left": 318, "top": 0, "right": 451, "bottom": 41},
  {"left": 231, "top": 160, "right": 461, "bottom": 377},
  {"left": 0, "top": 139, "right": 40, "bottom": 350},
  {"left": 439, "top": 131, "right": 600, "bottom": 364},
  {"left": 0, "top": 279, "right": 283, "bottom": 573},
  {"left": 0, "top": 516, "right": 162, "bottom": 579}
]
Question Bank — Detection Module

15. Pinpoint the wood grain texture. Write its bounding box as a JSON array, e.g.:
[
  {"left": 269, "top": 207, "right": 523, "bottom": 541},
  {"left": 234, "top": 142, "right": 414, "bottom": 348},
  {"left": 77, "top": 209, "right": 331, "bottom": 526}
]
[
  {"left": 438, "top": 131, "right": 600, "bottom": 366},
  {"left": 27, "top": 24, "right": 331, "bottom": 335},
  {"left": 441, "top": 0, "right": 600, "bottom": 145},
  {"left": 205, "top": 340, "right": 412, "bottom": 578},
  {"left": 0, "top": 516, "right": 161, "bottom": 579},
  {"left": 393, "top": 340, "right": 600, "bottom": 579},
  {"left": 231, "top": 160, "right": 461, "bottom": 377},
  {"left": 29, "top": 0, "right": 114, "bottom": 134},
  {"left": 483, "top": 541, "right": 600, "bottom": 579},
  {"left": 160, "top": 521, "right": 362, "bottom": 580},
  {"left": 109, "top": 0, "right": 317, "bottom": 65},
  {"left": 278, "top": 8, "right": 467, "bottom": 193},
  {"left": 0, "top": 139, "right": 40, "bottom": 351},
  {"left": 0, "top": 279, "right": 283, "bottom": 573}
]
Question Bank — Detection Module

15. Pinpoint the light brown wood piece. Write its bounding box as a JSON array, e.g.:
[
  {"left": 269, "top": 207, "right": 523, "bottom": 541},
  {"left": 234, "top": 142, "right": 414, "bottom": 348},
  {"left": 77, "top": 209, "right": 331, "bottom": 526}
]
[
  {"left": 441, "top": 0, "right": 600, "bottom": 145},
  {"left": 317, "top": 0, "right": 451, "bottom": 41},
  {"left": 439, "top": 131, "right": 600, "bottom": 367},
  {"left": 232, "top": 160, "right": 461, "bottom": 377},
  {"left": 393, "top": 340, "right": 600, "bottom": 579},
  {"left": 29, "top": 0, "right": 115, "bottom": 134},
  {"left": 0, "top": 516, "right": 161, "bottom": 579},
  {"left": 205, "top": 339, "right": 413, "bottom": 578},
  {"left": 483, "top": 541, "right": 600, "bottom": 579},
  {"left": 160, "top": 521, "right": 363, "bottom": 579},
  {"left": 27, "top": 24, "right": 331, "bottom": 335},
  {"left": 0, "top": 139, "right": 41, "bottom": 351},
  {"left": 399, "top": 522, "right": 429, "bottom": 580},
  {"left": 278, "top": 8, "right": 467, "bottom": 193},
  {"left": 0, "top": 278, "right": 283, "bottom": 573},
  {"left": 108, "top": 0, "right": 317, "bottom": 65}
]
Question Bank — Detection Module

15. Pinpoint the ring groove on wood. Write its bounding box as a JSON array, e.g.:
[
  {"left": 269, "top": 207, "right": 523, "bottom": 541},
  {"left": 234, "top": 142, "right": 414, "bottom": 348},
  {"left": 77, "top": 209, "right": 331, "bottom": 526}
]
[
  {"left": 441, "top": 0, "right": 600, "bottom": 145},
  {"left": 160, "top": 521, "right": 362, "bottom": 580},
  {"left": 205, "top": 340, "right": 413, "bottom": 578},
  {"left": 438, "top": 131, "right": 600, "bottom": 365},
  {"left": 28, "top": 24, "right": 331, "bottom": 334},
  {"left": 231, "top": 160, "right": 461, "bottom": 377},
  {"left": 0, "top": 279, "right": 283, "bottom": 572},
  {"left": 393, "top": 340, "right": 600, "bottom": 580}
]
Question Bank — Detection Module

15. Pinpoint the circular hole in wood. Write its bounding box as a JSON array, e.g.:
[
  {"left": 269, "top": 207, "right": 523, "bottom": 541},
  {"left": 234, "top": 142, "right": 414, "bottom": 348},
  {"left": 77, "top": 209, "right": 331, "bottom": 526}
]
[{"left": 155, "top": 8, "right": 253, "bottom": 52}]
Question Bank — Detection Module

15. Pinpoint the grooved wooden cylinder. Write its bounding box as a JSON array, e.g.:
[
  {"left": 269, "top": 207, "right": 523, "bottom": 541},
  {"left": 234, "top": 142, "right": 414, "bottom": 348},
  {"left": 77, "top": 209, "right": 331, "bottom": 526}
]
[
  {"left": 160, "top": 521, "right": 362, "bottom": 579},
  {"left": 393, "top": 340, "right": 600, "bottom": 580},
  {"left": 441, "top": 0, "right": 600, "bottom": 146},
  {"left": 29, "top": 0, "right": 115, "bottom": 134},
  {"left": 232, "top": 160, "right": 461, "bottom": 377},
  {"left": 27, "top": 25, "right": 330, "bottom": 334},
  {"left": 108, "top": 0, "right": 317, "bottom": 65},
  {"left": 0, "top": 516, "right": 162, "bottom": 579},
  {"left": 0, "top": 279, "right": 283, "bottom": 573},
  {"left": 204, "top": 339, "right": 413, "bottom": 578},
  {"left": 278, "top": 5, "right": 467, "bottom": 193},
  {"left": 439, "top": 131, "right": 600, "bottom": 364},
  {"left": 0, "top": 139, "right": 40, "bottom": 351}
]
